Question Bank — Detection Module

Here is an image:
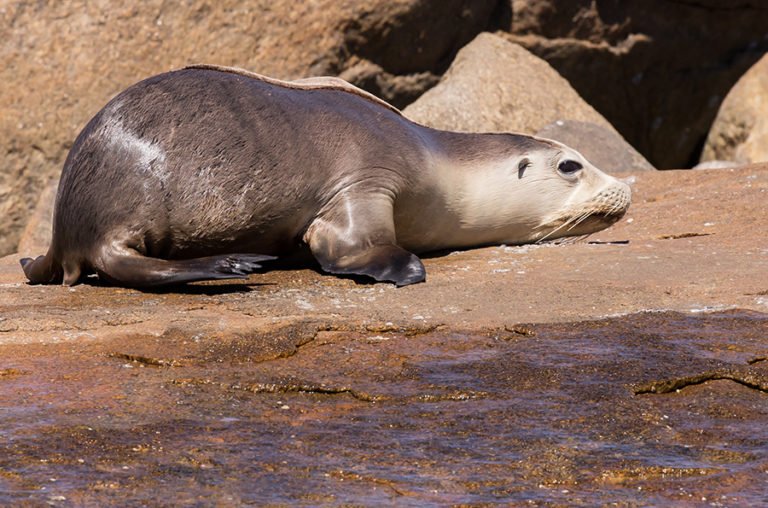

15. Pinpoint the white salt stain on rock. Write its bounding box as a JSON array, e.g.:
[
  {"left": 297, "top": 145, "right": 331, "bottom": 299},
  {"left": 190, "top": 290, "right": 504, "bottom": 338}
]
[{"left": 294, "top": 298, "right": 314, "bottom": 311}]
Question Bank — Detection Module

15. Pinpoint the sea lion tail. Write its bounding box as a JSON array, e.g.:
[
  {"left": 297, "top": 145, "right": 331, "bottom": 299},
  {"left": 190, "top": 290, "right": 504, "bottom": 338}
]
[{"left": 19, "top": 250, "right": 64, "bottom": 285}]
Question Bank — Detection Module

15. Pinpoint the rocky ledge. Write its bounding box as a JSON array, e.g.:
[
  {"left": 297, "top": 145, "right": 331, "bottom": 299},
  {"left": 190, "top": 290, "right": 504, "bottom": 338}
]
[{"left": 0, "top": 165, "right": 766, "bottom": 504}]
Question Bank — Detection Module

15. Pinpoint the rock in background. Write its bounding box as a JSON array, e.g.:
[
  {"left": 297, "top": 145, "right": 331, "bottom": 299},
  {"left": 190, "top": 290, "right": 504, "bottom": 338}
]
[
  {"left": 403, "top": 33, "right": 610, "bottom": 134},
  {"left": 700, "top": 54, "right": 768, "bottom": 166},
  {"left": 536, "top": 120, "right": 654, "bottom": 174},
  {"left": 500, "top": 0, "right": 768, "bottom": 170}
]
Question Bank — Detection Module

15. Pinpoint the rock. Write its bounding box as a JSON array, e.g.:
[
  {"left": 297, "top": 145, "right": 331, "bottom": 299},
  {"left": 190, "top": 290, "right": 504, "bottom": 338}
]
[
  {"left": 16, "top": 179, "right": 58, "bottom": 258},
  {"left": 692, "top": 160, "right": 742, "bottom": 171},
  {"left": 403, "top": 33, "right": 614, "bottom": 136},
  {"left": 536, "top": 120, "right": 654, "bottom": 174},
  {"left": 0, "top": 311, "right": 767, "bottom": 504},
  {"left": 700, "top": 54, "right": 768, "bottom": 165},
  {"left": 338, "top": 60, "right": 440, "bottom": 109},
  {"left": 501, "top": 0, "right": 768, "bottom": 168},
  {"left": 0, "top": 0, "right": 497, "bottom": 257}
]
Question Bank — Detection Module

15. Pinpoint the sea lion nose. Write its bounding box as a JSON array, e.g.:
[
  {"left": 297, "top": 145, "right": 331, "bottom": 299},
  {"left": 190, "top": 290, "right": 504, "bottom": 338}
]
[{"left": 597, "top": 181, "right": 631, "bottom": 218}]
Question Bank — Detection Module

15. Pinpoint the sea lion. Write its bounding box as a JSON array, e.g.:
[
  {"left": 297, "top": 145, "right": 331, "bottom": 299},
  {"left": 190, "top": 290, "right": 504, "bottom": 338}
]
[{"left": 20, "top": 65, "right": 631, "bottom": 288}]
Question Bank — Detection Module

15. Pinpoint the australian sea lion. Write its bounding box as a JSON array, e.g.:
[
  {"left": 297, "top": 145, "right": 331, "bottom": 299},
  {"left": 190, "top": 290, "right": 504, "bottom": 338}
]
[{"left": 20, "top": 64, "right": 631, "bottom": 288}]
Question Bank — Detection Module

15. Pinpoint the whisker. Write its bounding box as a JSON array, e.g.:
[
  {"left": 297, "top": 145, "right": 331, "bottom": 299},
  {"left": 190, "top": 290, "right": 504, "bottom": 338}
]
[
  {"left": 536, "top": 212, "right": 581, "bottom": 243},
  {"left": 566, "top": 208, "right": 594, "bottom": 230}
]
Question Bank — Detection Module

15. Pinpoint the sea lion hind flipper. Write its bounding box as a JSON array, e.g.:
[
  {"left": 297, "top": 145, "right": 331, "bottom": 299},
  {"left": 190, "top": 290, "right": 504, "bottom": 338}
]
[
  {"left": 96, "top": 252, "right": 276, "bottom": 288},
  {"left": 20, "top": 252, "right": 64, "bottom": 285}
]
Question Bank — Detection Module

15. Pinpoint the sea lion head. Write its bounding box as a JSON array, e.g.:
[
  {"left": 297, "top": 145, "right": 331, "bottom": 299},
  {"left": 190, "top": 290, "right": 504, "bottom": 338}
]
[
  {"left": 452, "top": 134, "right": 631, "bottom": 245},
  {"left": 525, "top": 138, "right": 632, "bottom": 242}
]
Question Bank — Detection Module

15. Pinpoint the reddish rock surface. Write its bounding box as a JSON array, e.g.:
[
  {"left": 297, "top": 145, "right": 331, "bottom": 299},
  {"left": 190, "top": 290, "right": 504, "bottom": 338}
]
[{"left": 1, "top": 166, "right": 767, "bottom": 503}]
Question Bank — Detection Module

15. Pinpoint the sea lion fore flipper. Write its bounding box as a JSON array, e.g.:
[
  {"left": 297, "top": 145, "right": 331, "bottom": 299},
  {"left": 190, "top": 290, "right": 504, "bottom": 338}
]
[
  {"left": 304, "top": 192, "right": 426, "bottom": 286},
  {"left": 320, "top": 244, "right": 426, "bottom": 287},
  {"left": 95, "top": 250, "right": 275, "bottom": 288}
]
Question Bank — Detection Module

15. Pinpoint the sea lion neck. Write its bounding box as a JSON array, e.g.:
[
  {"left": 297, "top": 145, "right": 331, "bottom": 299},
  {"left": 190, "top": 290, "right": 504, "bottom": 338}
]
[{"left": 415, "top": 127, "right": 556, "bottom": 169}]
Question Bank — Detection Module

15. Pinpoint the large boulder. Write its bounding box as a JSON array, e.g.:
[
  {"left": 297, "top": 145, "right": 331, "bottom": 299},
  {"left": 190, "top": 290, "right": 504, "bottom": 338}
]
[
  {"left": 0, "top": 0, "right": 497, "bottom": 257},
  {"left": 403, "top": 33, "right": 613, "bottom": 135},
  {"left": 700, "top": 54, "right": 768, "bottom": 165},
  {"left": 500, "top": 0, "right": 768, "bottom": 169}
]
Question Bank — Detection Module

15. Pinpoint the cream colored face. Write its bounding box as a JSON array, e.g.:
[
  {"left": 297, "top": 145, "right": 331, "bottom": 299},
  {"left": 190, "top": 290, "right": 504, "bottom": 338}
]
[
  {"left": 509, "top": 142, "right": 631, "bottom": 243},
  {"left": 453, "top": 139, "right": 631, "bottom": 245}
]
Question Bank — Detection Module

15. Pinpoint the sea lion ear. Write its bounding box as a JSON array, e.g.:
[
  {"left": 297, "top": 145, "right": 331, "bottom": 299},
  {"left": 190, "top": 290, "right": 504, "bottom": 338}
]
[{"left": 517, "top": 158, "right": 531, "bottom": 179}]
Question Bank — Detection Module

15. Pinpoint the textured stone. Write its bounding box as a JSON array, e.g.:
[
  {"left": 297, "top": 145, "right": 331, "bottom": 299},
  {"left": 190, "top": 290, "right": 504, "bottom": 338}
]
[
  {"left": 536, "top": 120, "right": 654, "bottom": 174},
  {"left": 403, "top": 33, "right": 613, "bottom": 136},
  {"left": 501, "top": 0, "right": 768, "bottom": 168},
  {"left": 701, "top": 54, "right": 768, "bottom": 165}
]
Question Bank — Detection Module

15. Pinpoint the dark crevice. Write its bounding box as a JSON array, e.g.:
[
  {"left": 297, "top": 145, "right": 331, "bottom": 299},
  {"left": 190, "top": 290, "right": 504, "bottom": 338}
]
[
  {"left": 635, "top": 368, "right": 768, "bottom": 395},
  {"left": 107, "top": 352, "right": 183, "bottom": 368},
  {"left": 171, "top": 377, "right": 487, "bottom": 404},
  {"left": 657, "top": 232, "right": 713, "bottom": 240},
  {"left": 667, "top": 1, "right": 768, "bottom": 11},
  {"left": 336, "top": 1, "right": 502, "bottom": 108}
]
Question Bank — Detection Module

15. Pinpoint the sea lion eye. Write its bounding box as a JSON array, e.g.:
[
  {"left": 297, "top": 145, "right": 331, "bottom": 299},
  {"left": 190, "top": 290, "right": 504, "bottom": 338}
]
[
  {"left": 558, "top": 160, "right": 583, "bottom": 174},
  {"left": 517, "top": 158, "right": 531, "bottom": 179}
]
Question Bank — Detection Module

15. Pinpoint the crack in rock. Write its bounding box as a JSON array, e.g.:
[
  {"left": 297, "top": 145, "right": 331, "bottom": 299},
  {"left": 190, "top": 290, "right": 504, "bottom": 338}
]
[
  {"left": 170, "top": 377, "right": 488, "bottom": 404},
  {"left": 170, "top": 377, "right": 382, "bottom": 402},
  {"left": 658, "top": 232, "right": 713, "bottom": 240},
  {"left": 635, "top": 367, "right": 768, "bottom": 395},
  {"left": 107, "top": 352, "right": 183, "bottom": 368},
  {"left": 364, "top": 323, "right": 444, "bottom": 336},
  {"left": 234, "top": 381, "right": 382, "bottom": 402},
  {"left": 503, "top": 324, "right": 536, "bottom": 337}
]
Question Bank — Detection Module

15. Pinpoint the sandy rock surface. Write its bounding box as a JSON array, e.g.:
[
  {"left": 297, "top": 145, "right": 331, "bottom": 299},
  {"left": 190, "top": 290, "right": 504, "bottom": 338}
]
[
  {"left": 3, "top": 165, "right": 767, "bottom": 342},
  {"left": 701, "top": 53, "right": 768, "bottom": 166}
]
